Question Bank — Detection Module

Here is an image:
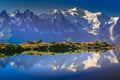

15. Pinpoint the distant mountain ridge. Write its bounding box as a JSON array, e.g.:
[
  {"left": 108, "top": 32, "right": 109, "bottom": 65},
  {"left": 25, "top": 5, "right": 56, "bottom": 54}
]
[{"left": 0, "top": 7, "right": 120, "bottom": 44}]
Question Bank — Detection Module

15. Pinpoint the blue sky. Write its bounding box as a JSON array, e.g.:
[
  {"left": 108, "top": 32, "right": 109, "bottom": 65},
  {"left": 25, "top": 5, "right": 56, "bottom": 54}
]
[{"left": 0, "top": 0, "right": 120, "bottom": 17}]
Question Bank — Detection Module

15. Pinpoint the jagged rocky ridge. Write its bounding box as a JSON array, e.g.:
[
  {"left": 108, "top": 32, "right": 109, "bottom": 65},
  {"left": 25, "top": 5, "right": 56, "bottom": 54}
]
[{"left": 0, "top": 7, "right": 120, "bottom": 44}]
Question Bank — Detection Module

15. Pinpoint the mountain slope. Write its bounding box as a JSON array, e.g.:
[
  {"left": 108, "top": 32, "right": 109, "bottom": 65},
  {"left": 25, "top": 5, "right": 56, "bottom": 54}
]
[{"left": 0, "top": 7, "right": 119, "bottom": 44}]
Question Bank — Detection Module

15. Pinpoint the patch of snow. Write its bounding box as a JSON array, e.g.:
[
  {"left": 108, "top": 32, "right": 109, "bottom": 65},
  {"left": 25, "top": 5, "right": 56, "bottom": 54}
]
[
  {"left": 10, "top": 13, "right": 15, "bottom": 17},
  {"left": 51, "top": 9, "right": 59, "bottom": 14},
  {"left": 83, "top": 54, "right": 101, "bottom": 70},
  {"left": 109, "top": 17, "right": 119, "bottom": 42},
  {"left": 69, "top": 7, "right": 78, "bottom": 12},
  {"left": 49, "top": 65, "right": 58, "bottom": 70},
  {"left": 67, "top": 63, "right": 77, "bottom": 72},
  {"left": 61, "top": 11, "right": 67, "bottom": 16},
  {"left": 68, "top": 7, "right": 79, "bottom": 16},
  {"left": 9, "top": 62, "right": 17, "bottom": 68},
  {"left": 83, "top": 10, "right": 101, "bottom": 35},
  {"left": 108, "top": 50, "right": 119, "bottom": 63},
  {"left": 0, "top": 33, "right": 4, "bottom": 37}
]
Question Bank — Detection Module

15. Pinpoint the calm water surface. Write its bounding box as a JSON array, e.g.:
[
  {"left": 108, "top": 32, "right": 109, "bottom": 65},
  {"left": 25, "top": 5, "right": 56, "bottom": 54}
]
[{"left": 0, "top": 50, "right": 120, "bottom": 80}]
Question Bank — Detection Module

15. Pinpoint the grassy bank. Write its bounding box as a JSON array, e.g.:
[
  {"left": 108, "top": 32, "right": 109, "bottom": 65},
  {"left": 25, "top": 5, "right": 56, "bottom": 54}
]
[{"left": 0, "top": 41, "right": 119, "bottom": 57}]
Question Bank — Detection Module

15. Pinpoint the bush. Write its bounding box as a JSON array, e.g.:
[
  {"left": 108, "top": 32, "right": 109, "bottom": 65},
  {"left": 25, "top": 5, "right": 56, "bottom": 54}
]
[{"left": 36, "top": 40, "right": 43, "bottom": 43}]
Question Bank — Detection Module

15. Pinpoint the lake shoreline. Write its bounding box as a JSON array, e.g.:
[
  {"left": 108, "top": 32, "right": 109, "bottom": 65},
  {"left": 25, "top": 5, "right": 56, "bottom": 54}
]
[{"left": 0, "top": 40, "right": 120, "bottom": 57}]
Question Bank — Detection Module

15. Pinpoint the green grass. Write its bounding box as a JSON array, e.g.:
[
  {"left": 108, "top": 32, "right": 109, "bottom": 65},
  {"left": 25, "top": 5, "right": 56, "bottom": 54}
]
[{"left": 0, "top": 40, "right": 119, "bottom": 58}]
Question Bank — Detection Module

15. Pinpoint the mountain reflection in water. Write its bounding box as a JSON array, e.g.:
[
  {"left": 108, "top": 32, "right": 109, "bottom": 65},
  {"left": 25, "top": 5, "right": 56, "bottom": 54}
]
[{"left": 0, "top": 50, "right": 120, "bottom": 80}]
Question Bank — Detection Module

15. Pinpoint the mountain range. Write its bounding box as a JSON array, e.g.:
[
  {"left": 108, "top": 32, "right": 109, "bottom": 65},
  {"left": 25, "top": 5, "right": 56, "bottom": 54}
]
[{"left": 0, "top": 7, "right": 120, "bottom": 44}]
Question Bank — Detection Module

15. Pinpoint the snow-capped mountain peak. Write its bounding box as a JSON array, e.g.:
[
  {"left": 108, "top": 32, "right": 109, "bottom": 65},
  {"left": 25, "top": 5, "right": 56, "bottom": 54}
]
[
  {"left": 50, "top": 9, "right": 61, "bottom": 14},
  {"left": 84, "top": 10, "right": 102, "bottom": 17},
  {"left": 0, "top": 7, "right": 120, "bottom": 44},
  {"left": 67, "top": 7, "right": 85, "bottom": 16},
  {"left": 9, "top": 10, "right": 21, "bottom": 17},
  {"left": 68, "top": 7, "right": 79, "bottom": 12},
  {"left": 10, "top": 13, "right": 16, "bottom": 17}
]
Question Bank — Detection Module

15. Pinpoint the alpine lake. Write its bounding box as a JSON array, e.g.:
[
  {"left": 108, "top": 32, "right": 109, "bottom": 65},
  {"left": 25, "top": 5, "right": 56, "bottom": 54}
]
[{"left": 0, "top": 41, "right": 120, "bottom": 80}]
